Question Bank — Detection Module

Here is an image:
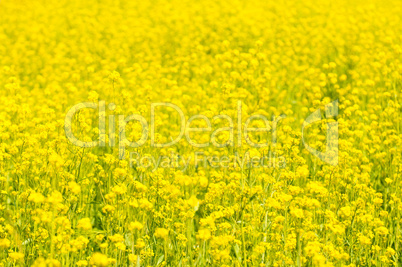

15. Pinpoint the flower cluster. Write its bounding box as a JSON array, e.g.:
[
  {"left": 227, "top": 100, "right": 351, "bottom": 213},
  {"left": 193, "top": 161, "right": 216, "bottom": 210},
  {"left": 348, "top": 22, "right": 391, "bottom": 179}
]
[{"left": 0, "top": 0, "right": 401, "bottom": 266}]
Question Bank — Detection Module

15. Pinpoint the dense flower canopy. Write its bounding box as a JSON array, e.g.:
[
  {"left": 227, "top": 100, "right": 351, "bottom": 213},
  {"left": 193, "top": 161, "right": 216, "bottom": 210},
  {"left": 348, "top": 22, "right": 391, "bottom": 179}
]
[{"left": 0, "top": 0, "right": 401, "bottom": 266}]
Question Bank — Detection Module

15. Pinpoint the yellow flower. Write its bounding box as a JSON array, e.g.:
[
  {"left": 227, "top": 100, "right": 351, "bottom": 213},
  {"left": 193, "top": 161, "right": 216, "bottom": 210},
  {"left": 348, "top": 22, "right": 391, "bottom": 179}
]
[
  {"left": 305, "top": 241, "right": 321, "bottom": 257},
  {"left": 128, "top": 254, "right": 139, "bottom": 263},
  {"left": 108, "top": 234, "right": 124, "bottom": 243},
  {"left": 154, "top": 228, "right": 169, "bottom": 239},
  {"left": 116, "top": 243, "right": 126, "bottom": 251},
  {"left": 102, "top": 205, "right": 115, "bottom": 214},
  {"left": 108, "top": 71, "right": 120, "bottom": 83},
  {"left": 90, "top": 253, "right": 109, "bottom": 267},
  {"left": 375, "top": 227, "right": 389, "bottom": 236},
  {"left": 290, "top": 208, "right": 304, "bottom": 219},
  {"left": 196, "top": 229, "right": 211, "bottom": 241},
  {"left": 128, "top": 221, "right": 143, "bottom": 231},
  {"left": 9, "top": 252, "right": 24, "bottom": 261},
  {"left": 386, "top": 247, "right": 396, "bottom": 257},
  {"left": 0, "top": 0, "right": 401, "bottom": 265},
  {"left": 134, "top": 239, "right": 145, "bottom": 249},
  {"left": 358, "top": 235, "right": 371, "bottom": 246},
  {"left": 187, "top": 195, "right": 199, "bottom": 209},
  {"left": 68, "top": 181, "right": 81, "bottom": 194},
  {"left": 96, "top": 234, "right": 105, "bottom": 242},
  {"left": 46, "top": 191, "right": 63, "bottom": 204},
  {"left": 28, "top": 192, "right": 45, "bottom": 204},
  {"left": 32, "top": 258, "right": 61, "bottom": 267},
  {"left": 77, "top": 218, "right": 92, "bottom": 231},
  {"left": 76, "top": 260, "right": 88, "bottom": 266},
  {"left": 0, "top": 238, "right": 10, "bottom": 248},
  {"left": 339, "top": 206, "right": 352, "bottom": 218},
  {"left": 112, "top": 184, "right": 127, "bottom": 195}
]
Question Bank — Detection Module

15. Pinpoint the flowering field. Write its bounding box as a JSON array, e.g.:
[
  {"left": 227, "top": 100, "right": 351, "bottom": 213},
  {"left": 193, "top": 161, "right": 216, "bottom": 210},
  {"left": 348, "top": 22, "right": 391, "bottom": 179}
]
[{"left": 0, "top": 0, "right": 401, "bottom": 266}]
